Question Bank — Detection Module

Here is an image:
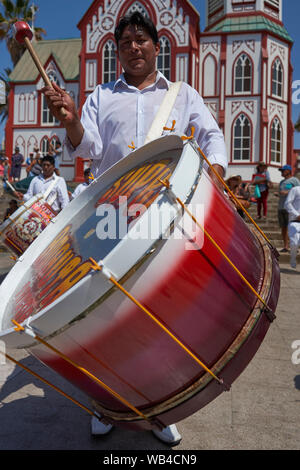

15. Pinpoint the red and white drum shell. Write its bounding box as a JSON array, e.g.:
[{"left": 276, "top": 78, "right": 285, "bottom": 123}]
[
  {"left": 0, "top": 135, "right": 280, "bottom": 431},
  {"left": 0, "top": 195, "right": 56, "bottom": 257}
]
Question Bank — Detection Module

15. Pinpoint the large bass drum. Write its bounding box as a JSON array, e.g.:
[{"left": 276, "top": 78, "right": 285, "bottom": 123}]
[{"left": 0, "top": 135, "right": 280, "bottom": 431}]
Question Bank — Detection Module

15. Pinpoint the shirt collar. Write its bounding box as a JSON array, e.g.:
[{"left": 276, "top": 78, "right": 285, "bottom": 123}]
[
  {"left": 113, "top": 70, "right": 170, "bottom": 92},
  {"left": 38, "top": 172, "right": 57, "bottom": 183}
]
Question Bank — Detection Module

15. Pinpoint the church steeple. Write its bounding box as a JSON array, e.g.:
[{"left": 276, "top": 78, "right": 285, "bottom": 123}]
[{"left": 206, "top": 0, "right": 283, "bottom": 30}]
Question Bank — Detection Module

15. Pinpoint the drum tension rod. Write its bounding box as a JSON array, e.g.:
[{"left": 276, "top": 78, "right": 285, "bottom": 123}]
[
  {"left": 11, "top": 319, "right": 154, "bottom": 425},
  {"left": 0, "top": 347, "right": 101, "bottom": 421},
  {"left": 158, "top": 178, "right": 273, "bottom": 319},
  {"left": 89, "top": 258, "right": 229, "bottom": 391},
  {"left": 196, "top": 144, "right": 275, "bottom": 251}
]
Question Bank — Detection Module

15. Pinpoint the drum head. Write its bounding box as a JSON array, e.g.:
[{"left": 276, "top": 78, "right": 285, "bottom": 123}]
[{"left": 0, "top": 135, "right": 201, "bottom": 348}]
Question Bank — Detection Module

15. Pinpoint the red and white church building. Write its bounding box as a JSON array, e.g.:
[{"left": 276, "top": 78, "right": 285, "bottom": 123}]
[{"left": 5, "top": 0, "right": 296, "bottom": 182}]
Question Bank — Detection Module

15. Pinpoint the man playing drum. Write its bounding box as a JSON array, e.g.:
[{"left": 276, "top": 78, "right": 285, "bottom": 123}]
[
  {"left": 13, "top": 155, "right": 69, "bottom": 213},
  {"left": 41, "top": 12, "right": 228, "bottom": 445}
]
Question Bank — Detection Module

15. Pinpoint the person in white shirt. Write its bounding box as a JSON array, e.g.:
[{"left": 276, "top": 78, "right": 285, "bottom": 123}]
[
  {"left": 284, "top": 185, "right": 300, "bottom": 269},
  {"left": 42, "top": 15, "right": 227, "bottom": 188},
  {"left": 41, "top": 11, "right": 228, "bottom": 446},
  {"left": 49, "top": 141, "right": 63, "bottom": 174},
  {"left": 71, "top": 168, "right": 91, "bottom": 199},
  {"left": 14, "top": 155, "right": 69, "bottom": 213}
]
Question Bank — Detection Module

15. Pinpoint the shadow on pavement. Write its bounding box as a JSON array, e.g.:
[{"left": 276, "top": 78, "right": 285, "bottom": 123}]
[{"left": 0, "top": 355, "right": 170, "bottom": 451}]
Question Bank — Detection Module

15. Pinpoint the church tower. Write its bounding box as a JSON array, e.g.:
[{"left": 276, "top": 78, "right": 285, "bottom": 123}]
[{"left": 201, "top": 0, "right": 294, "bottom": 182}]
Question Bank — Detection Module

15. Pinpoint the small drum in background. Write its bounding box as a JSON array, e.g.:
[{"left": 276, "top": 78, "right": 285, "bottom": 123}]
[{"left": 0, "top": 195, "right": 57, "bottom": 257}]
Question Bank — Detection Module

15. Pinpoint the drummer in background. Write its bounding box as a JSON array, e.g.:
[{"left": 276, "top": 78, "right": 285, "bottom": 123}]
[
  {"left": 71, "top": 168, "right": 92, "bottom": 199},
  {"left": 13, "top": 155, "right": 69, "bottom": 213},
  {"left": 41, "top": 11, "right": 228, "bottom": 445}
]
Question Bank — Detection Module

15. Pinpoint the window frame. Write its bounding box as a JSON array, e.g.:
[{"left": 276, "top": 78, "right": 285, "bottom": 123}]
[
  {"left": 232, "top": 112, "right": 252, "bottom": 162},
  {"left": 233, "top": 53, "right": 253, "bottom": 95},
  {"left": 270, "top": 116, "right": 282, "bottom": 164}
]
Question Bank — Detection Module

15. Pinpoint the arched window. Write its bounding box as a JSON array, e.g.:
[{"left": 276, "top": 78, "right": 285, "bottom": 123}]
[
  {"left": 202, "top": 54, "right": 217, "bottom": 96},
  {"left": 233, "top": 114, "right": 251, "bottom": 161},
  {"left": 270, "top": 117, "right": 282, "bottom": 163},
  {"left": 103, "top": 40, "right": 116, "bottom": 83},
  {"left": 157, "top": 36, "right": 171, "bottom": 80},
  {"left": 234, "top": 54, "right": 252, "bottom": 93},
  {"left": 41, "top": 136, "right": 50, "bottom": 156},
  {"left": 126, "top": 1, "right": 149, "bottom": 17},
  {"left": 42, "top": 72, "right": 60, "bottom": 125},
  {"left": 271, "top": 58, "right": 283, "bottom": 98}
]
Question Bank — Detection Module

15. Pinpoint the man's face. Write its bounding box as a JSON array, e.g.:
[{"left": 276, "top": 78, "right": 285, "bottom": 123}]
[
  {"left": 42, "top": 160, "right": 55, "bottom": 179},
  {"left": 117, "top": 24, "right": 160, "bottom": 78},
  {"left": 84, "top": 172, "right": 91, "bottom": 184},
  {"left": 281, "top": 169, "right": 291, "bottom": 178}
]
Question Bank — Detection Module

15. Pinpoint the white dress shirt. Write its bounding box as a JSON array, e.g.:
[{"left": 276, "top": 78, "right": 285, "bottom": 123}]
[
  {"left": 23, "top": 173, "right": 69, "bottom": 212},
  {"left": 284, "top": 186, "right": 300, "bottom": 222},
  {"left": 67, "top": 72, "right": 227, "bottom": 179},
  {"left": 71, "top": 181, "right": 89, "bottom": 199}
]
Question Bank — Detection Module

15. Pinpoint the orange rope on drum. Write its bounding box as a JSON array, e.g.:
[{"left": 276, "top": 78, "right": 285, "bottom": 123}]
[
  {"left": 0, "top": 348, "right": 98, "bottom": 419},
  {"left": 89, "top": 257, "right": 226, "bottom": 388},
  {"left": 158, "top": 178, "right": 270, "bottom": 311},
  {"left": 195, "top": 145, "right": 272, "bottom": 246},
  {"left": 11, "top": 320, "right": 148, "bottom": 422}
]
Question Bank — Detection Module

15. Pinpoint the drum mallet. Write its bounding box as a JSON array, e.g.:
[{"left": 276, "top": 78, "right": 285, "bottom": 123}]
[{"left": 12, "top": 21, "right": 67, "bottom": 116}]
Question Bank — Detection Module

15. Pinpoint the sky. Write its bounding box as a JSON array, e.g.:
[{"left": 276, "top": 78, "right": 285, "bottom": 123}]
[{"left": 0, "top": 0, "right": 300, "bottom": 148}]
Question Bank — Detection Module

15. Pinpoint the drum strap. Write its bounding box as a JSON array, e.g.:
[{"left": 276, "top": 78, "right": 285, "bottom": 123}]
[
  {"left": 144, "top": 81, "right": 183, "bottom": 145},
  {"left": 43, "top": 176, "right": 59, "bottom": 205}
]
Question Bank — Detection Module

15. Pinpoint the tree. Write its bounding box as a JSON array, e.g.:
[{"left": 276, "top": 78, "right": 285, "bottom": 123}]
[{"left": 0, "top": 0, "right": 46, "bottom": 66}]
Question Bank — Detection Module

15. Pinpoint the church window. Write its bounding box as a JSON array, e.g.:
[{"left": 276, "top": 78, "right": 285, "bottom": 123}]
[
  {"left": 270, "top": 117, "right": 282, "bottom": 163},
  {"left": 271, "top": 58, "right": 283, "bottom": 98},
  {"left": 233, "top": 114, "right": 251, "bottom": 161},
  {"left": 158, "top": 36, "right": 171, "bottom": 80},
  {"left": 234, "top": 54, "right": 252, "bottom": 93},
  {"left": 103, "top": 40, "right": 116, "bottom": 83},
  {"left": 42, "top": 72, "right": 60, "bottom": 125},
  {"left": 41, "top": 137, "right": 50, "bottom": 156},
  {"left": 203, "top": 54, "right": 217, "bottom": 96}
]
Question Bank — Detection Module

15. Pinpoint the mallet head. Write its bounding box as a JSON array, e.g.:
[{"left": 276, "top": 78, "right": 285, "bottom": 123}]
[{"left": 13, "top": 21, "right": 33, "bottom": 44}]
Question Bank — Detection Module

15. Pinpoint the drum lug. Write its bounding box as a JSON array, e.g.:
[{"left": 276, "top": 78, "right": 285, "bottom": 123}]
[
  {"left": 262, "top": 306, "right": 276, "bottom": 323},
  {"left": 218, "top": 377, "right": 231, "bottom": 392},
  {"left": 270, "top": 245, "right": 280, "bottom": 260}
]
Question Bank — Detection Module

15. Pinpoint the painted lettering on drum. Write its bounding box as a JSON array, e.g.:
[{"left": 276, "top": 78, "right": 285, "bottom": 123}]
[
  {"left": 95, "top": 159, "right": 177, "bottom": 218},
  {"left": 12, "top": 225, "right": 95, "bottom": 323}
]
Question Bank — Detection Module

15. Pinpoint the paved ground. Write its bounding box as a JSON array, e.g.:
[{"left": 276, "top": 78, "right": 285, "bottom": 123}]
[{"left": 0, "top": 253, "right": 299, "bottom": 451}]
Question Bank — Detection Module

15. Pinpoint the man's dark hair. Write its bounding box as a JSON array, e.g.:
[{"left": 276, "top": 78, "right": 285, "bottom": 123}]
[
  {"left": 84, "top": 168, "right": 91, "bottom": 176},
  {"left": 114, "top": 11, "right": 159, "bottom": 45},
  {"left": 43, "top": 155, "right": 55, "bottom": 166}
]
